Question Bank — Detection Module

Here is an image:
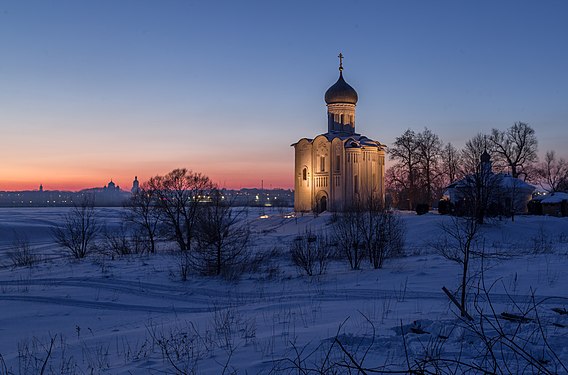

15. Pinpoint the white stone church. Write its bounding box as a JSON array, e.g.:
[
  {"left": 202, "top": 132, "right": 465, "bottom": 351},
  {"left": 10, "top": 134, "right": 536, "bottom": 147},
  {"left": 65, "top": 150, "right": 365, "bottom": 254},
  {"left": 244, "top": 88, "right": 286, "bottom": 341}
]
[{"left": 292, "top": 55, "right": 386, "bottom": 212}]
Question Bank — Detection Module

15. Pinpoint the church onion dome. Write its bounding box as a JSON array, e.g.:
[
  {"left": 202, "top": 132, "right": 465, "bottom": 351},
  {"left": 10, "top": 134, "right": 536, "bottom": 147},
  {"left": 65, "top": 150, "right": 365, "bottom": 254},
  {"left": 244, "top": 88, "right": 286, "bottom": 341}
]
[{"left": 324, "top": 71, "right": 358, "bottom": 105}]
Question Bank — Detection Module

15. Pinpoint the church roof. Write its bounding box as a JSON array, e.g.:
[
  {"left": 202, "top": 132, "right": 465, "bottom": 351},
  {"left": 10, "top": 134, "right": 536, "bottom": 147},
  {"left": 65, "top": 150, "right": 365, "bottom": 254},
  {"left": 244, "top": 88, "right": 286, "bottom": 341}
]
[
  {"left": 343, "top": 135, "right": 384, "bottom": 148},
  {"left": 449, "top": 172, "right": 534, "bottom": 193},
  {"left": 541, "top": 192, "right": 568, "bottom": 204},
  {"left": 324, "top": 54, "right": 358, "bottom": 105},
  {"left": 291, "top": 133, "right": 385, "bottom": 150},
  {"left": 324, "top": 71, "right": 358, "bottom": 105}
]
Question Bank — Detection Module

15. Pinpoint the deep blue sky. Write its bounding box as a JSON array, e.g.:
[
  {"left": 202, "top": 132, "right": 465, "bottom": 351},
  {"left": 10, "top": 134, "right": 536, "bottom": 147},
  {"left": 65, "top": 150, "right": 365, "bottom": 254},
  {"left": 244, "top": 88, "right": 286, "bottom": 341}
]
[{"left": 1, "top": 1, "right": 567, "bottom": 190}]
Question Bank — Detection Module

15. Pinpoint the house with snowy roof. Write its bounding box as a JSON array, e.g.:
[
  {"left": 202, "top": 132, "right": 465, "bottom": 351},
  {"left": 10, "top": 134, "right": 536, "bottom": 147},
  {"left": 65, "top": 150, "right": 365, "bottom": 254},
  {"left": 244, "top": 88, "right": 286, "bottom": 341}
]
[
  {"left": 533, "top": 192, "right": 568, "bottom": 217},
  {"left": 443, "top": 151, "right": 535, "bottom": 215}
]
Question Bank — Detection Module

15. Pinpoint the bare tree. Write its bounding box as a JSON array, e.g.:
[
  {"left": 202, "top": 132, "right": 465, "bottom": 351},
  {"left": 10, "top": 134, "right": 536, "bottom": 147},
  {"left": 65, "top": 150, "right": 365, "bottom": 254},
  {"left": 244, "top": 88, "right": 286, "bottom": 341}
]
[
  {"left": 389, "top": 129, "right": 420, "bottom": 210},
  {"left": 388, "top": 128, "right": 445, "bottom": 209},
  {"left": 193, "top": 190, "right": 250, "bottom": 277},
  {"left": 489, "top": 121, "right": 538, "bottom": 179},
  {"left": 148, "top": 168, "right": 214, "bottom": 252},
  {"left": 441, "top": 142, "right": 462, "bottom": 185},
  {"left": 537, "top": 150, "right": 568, "bottom": 192},
  {"left": 52, "top": 198, "right": 101, "bottom": 258},
  {"left": 461, "top": 133, "right": 489, "bottom": 175},
  {"left": 385, "top": 164, "right": 409, "bottom": 209},
  {"left": 416, "top": 127, "right": 443, "bottom": 207},
  {"left": 125, "top": 183, "right": 162, "bottom": 253},
  {"left": 460, "top": 160, "right": 501, "bottom": 224},
  {"left": 457, "top": 133, "right": 503, "bottom": 224},
  {"left": 435, "top": 215, "right": 482, "bottom": 318}
]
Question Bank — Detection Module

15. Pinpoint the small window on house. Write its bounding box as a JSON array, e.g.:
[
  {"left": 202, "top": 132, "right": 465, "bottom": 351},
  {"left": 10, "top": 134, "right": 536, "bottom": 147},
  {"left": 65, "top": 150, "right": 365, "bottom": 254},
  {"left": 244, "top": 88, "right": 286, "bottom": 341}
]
[{"left": 302, "top": 168, "right": 307, "bottom": 180}]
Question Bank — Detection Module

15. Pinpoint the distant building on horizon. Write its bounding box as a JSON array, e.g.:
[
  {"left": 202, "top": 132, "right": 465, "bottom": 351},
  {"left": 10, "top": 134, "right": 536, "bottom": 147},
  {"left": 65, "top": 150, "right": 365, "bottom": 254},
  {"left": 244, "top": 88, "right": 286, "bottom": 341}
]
[
  {"left": 131, "top": 176, "right": 140, "bottom": 194},
  {"left": 80, "top": 179, "right": 130, "bottom": 206},
  {"left": 292, "top": 54, "right": 386, "bottom": 212},
  {"left": 0, "top": 178, "right": 136, "bottom": 207},
  {"left": 0, "top": 179, "right": 294, "bottom": 208}
]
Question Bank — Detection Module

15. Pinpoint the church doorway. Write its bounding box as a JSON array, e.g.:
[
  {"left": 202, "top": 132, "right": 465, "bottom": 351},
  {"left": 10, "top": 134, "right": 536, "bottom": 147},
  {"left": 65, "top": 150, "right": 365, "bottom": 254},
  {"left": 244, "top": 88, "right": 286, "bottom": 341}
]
[
  {"left": 320, "top": 196, "right": 327, "bottom": 212},
  {"left": 314, "top": 190, "right": 328, "bottom": 213}
]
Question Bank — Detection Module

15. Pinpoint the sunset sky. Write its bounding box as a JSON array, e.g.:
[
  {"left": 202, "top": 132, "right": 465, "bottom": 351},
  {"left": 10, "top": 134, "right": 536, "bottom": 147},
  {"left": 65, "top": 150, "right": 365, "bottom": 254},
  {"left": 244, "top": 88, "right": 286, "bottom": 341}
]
[{"left": 1, "top": 1, "right": 567, "bottom": 191}]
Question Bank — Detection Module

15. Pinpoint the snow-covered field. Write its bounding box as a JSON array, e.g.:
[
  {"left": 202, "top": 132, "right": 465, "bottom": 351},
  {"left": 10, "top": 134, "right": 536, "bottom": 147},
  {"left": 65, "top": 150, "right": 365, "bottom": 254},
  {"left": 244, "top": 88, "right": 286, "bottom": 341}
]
[{"left": 0, "top": 208, "right": 567, "bottom": 374}]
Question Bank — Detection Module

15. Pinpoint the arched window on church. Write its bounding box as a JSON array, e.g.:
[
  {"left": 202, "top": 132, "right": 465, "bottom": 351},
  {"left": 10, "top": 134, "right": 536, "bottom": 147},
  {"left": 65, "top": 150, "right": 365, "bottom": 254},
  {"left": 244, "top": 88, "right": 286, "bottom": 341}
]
[
  {"left": 340, "top": 114, "right": 344, "bottom": 124},
  {"left": 320, "top": 156, "right": 325, "bottom": 172},
  {"left": 302, "top": 168, "right": 307, "bottom": 181},
  {"left": 335, "top": 154, "right": 340, "bottom": 172}
]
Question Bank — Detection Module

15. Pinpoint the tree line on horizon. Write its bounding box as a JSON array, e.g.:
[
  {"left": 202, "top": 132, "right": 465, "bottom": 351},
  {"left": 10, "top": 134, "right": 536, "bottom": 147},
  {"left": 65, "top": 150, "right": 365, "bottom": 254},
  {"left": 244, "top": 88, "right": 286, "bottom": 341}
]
[{"left": 386, "top": 121, "right": 568, "bottom": 210}]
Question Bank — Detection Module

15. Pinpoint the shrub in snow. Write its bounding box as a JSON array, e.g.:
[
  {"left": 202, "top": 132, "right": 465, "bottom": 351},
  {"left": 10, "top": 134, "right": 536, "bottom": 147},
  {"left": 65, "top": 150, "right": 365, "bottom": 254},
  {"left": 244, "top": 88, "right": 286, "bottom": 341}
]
[
  {"left": 334, "top": 206, "right": 406, "bottom": 270},
  {"left": 333, "top": 210, "right": 366, "bottom": 270},
  {"left": 415, "top": 203, "right": 429, "bottom": 215},
  {"left": 290, "top": 229, "right": 330, "bottom": 276},
  {"left": 52, "top": 198, "right": 101, "bottom": 259},
  {"left": 527, "top": 199, "right": 543, "bottom": 215},
  {"left": 366, "top": 212, "right": 406, "bottom": 269},
  {"left": 8, "top": 235, "right": 39, "bottom": 267},
  {"left": 438, "top": 199, "right": 453, "bottom": 215},
  {"left": 103, "top": 225, "right": 147, "bottom": 256},
  {"left": 531, "top": 225, "right": 554, "bottom": 254},
  {"left": 177, "top": 251, "right": 192, "bottom": 282}
]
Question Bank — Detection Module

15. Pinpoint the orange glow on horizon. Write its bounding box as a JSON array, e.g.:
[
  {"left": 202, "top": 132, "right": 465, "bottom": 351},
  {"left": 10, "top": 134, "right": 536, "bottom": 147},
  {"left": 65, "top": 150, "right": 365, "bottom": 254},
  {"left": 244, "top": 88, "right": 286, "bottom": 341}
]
[{"left": 1, "top": 168, "right": 295, "bottom": 192}]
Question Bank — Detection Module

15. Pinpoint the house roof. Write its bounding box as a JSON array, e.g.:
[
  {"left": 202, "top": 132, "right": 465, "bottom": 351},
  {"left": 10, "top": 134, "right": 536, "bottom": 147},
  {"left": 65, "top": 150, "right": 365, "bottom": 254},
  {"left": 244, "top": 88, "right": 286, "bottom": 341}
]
[
  {"left": 541, "top": 192, "right": 568, "bottom": 204},
  {"left": 291, "top": 132, "right": 385, "bottom": 149}
]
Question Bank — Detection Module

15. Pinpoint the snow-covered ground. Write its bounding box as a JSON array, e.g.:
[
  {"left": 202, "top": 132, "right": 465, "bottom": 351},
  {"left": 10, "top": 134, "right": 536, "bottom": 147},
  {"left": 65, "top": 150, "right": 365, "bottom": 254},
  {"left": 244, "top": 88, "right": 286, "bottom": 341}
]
[{"left": 0, "top": 208, "right": 567, "bottom": 374}]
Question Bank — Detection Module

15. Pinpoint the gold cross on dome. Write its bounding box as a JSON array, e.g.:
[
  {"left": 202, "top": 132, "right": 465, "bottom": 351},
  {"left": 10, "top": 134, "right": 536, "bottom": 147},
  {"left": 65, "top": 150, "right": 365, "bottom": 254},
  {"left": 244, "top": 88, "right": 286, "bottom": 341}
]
[{"left": 338, "top": 53, "right": 344, "bottom": 71}]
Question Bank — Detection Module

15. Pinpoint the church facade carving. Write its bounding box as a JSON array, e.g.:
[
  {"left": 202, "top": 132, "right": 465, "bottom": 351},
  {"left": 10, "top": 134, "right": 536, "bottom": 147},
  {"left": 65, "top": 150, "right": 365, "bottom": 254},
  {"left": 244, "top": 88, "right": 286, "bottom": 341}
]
[{"left": 292, "top": 54, "right": 386, "bottom": 212}]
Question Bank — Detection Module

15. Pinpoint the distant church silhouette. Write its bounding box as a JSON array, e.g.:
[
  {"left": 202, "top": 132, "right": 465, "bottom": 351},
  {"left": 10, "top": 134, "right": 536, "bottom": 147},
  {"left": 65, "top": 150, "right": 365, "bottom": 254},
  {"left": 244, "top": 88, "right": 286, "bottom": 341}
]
[{"left": 131, "top": 176, "right": 140, "bottom": 193}]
